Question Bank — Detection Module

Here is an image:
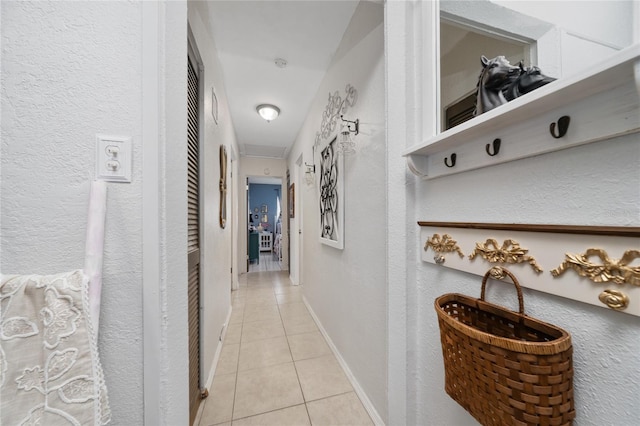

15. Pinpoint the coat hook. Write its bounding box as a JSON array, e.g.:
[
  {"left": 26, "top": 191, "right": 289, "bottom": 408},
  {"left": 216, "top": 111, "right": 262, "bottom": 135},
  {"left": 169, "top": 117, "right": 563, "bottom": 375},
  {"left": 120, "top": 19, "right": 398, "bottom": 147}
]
[
  {"left": 550, "top": 115, "right": 570, "bottom": 138},
  {"left": 485, "top": 138, "right": 501, "bottom": 156},
  {"left": 444, "top": 153, "right": 457, "bottom": 168}
]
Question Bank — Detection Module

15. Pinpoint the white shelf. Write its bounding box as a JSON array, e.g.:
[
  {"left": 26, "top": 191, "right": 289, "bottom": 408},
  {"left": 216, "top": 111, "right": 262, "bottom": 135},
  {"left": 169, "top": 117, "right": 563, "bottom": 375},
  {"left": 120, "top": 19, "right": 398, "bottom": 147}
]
[{"left": 404, "top": 44, "right": 640, "bottom": 179}]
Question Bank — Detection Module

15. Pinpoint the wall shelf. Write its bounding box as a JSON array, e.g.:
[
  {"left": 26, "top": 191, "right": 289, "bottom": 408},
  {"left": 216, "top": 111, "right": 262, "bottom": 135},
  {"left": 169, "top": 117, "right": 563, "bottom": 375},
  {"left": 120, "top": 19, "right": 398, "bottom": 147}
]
[{"left": 404, "top": 44, "right": 640, "bottom": 179}]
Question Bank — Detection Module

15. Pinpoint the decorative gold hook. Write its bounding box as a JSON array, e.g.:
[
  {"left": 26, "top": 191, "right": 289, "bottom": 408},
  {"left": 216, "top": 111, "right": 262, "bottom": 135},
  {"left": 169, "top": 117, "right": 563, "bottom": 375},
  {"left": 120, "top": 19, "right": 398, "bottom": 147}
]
[{"left": 598, "top": 289, "right": 629, "bottom": 311}]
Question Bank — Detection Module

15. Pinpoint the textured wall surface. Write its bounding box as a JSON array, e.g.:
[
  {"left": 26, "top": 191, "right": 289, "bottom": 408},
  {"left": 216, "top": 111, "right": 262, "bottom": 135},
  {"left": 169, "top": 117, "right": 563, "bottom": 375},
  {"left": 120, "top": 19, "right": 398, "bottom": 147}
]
[
  {"left": 1, "top": 1, "right": 144, "bottom": 423},
  {"left": 385, "top": 1, "right": 640, "bottom": 424},
  {"left": 188, "top": 0, "right": 239, "bottom": 394},
  {"left": 287, "top": 2, "right": 388, "bottom": 421},
  {"left": 411, "top": 135, "right": 640, "bottom": 426}
]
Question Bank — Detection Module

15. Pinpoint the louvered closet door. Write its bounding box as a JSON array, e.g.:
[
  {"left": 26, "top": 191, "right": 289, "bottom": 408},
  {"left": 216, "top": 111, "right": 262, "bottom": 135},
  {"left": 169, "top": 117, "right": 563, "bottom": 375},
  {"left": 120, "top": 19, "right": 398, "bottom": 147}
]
[{"left": 187, "top": 55, "right": 201, "bottom": 426}]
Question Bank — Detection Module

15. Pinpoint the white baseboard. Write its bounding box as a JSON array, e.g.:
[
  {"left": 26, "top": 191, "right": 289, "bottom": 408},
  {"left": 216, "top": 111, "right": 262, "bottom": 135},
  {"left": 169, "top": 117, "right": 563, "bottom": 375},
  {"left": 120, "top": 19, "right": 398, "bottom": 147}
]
[
  {"left": 194, "top": 305, "right": 233, "bottom": 425},
  {"left": 302, "top": 297, "right": 385, "bottom": 426},
  {"left": 289, "top": 274, "right": 299, "bottom": 286}
]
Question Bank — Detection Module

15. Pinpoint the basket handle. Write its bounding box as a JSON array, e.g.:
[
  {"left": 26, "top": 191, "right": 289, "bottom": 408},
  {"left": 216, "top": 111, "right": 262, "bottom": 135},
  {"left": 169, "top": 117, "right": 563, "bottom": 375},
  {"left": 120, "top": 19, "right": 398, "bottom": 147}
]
[{"left": 480, "top": 267, "right": 525, "bottom": 315}]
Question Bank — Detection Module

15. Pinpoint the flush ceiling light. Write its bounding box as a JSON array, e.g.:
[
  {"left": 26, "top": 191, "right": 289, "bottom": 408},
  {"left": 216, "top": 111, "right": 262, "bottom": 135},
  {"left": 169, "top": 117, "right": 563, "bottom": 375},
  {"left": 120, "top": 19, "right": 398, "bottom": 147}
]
[{"left": 256, "top": 104, "right": 280, "bottom": 122}]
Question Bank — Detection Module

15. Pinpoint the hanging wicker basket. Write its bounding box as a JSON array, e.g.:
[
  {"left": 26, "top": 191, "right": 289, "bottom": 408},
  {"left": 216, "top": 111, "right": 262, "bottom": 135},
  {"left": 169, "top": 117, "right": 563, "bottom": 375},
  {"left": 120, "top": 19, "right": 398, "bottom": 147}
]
[{"left": 434, "top": 266, "right": 575, "bottom": 426}]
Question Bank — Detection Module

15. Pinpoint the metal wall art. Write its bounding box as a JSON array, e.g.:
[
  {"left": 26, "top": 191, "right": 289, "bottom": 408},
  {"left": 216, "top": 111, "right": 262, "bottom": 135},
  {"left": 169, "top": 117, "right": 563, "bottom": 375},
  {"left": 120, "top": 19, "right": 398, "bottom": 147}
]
[
  {"left": 319, "top": 137, "right": 344, "bottom": 249},
  {"left": 424, "top": 234, "right": 464, "bottom": 264},
  {"left": 314, "top": 84, "right": 357, "bottom": 148},
  {"left": 469, "top": 238, "right": 543, "bottom": 273},
  {"left": 551, "top": 248, "right": 640, "bottom": 286}
]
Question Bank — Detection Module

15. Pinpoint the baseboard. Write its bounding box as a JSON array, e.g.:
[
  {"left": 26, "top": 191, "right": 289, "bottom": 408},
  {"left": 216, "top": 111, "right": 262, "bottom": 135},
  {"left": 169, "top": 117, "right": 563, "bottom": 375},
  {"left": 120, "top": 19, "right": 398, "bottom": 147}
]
[
  {"left": 289, "top": 274, "right": 299, "bottom": 286},
  {"left": 302, "top": 297, "right": 385, "bottom": 426},
  {"left": 194, "top": 305, "right": 233, "bottom": 425}
]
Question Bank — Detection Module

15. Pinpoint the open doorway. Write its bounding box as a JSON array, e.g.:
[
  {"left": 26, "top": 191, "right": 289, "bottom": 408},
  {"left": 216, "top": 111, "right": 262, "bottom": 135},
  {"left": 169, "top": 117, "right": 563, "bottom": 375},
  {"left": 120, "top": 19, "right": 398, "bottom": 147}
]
[{"left": 247, "top": 176, "right": 284, "bottom": 272}]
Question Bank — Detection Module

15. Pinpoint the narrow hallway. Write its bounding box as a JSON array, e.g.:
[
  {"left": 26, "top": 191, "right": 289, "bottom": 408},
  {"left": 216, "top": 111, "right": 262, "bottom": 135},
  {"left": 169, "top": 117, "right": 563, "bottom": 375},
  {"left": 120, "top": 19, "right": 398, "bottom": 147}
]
[{"left": 198, "top": 271, "right": 373, "bottom": 426}]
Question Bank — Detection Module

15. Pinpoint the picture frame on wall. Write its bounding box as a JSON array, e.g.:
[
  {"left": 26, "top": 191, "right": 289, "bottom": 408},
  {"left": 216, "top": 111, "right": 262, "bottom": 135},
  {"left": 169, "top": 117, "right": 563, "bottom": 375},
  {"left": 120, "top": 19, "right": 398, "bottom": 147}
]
[
  {"left": 211, "top": 87, "right": 219, "bottom": 124},
  {"left": 318, "top": 136, "right": 344, "bottom": 249},
  {"left": 288, "top": 183, "right": 295, "bottom": 218},
  {"left": 219, "top": 145, "right": 227, "bottom": 228}
]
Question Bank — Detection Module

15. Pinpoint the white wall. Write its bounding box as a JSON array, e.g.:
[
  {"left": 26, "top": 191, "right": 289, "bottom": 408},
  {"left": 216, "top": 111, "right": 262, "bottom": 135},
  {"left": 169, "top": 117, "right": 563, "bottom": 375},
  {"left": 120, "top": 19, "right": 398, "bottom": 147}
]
[
  {"left": 188, "top": 0, "right": 240, "bottom": 392},
  {"left": 411, "top": 136, "right": 640, "bottom": 426},
  {"left": 238, "top": 157, "right": 288, "bottom": 275},
  {"left": 387, "top": 1, "right": 640, "bottom": 425},
  {"left": 0, "top": 2, "right": 220, "bottom": 424},
  {"left": 287, "top": 1, "right": 387, "bottom": 421},
  {"left": 153, "top": 2, "right": 190, "bottom": 423},
  {"left": 1, "top": 2, "right": 146, "bottom": 423}
]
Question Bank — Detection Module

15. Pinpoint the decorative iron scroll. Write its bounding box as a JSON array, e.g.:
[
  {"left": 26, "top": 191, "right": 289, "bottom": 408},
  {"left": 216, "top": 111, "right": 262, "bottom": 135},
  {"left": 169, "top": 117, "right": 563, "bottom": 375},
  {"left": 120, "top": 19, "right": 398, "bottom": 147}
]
[
  {"left": 314, "top": 84, "right": 357, "bottom": 147},
  {"left": 469, "top": 239, "right": 543, "bottom": 273},
  {"left": 551, "top": 249, "right": 640, "bottom": 286},
  {"left": 424, "top": 234, "right": 464, "bottom": 263},
  {"left": 319, "top": 139, "right": 338, "bottom": 240}
]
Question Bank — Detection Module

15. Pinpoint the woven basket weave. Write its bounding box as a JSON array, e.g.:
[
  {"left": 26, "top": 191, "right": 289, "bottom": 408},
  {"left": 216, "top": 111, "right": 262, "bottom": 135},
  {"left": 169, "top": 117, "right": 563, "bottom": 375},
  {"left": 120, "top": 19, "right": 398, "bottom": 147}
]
[{"left": 435, "top": 267, "right": 575, "bottom": 426}]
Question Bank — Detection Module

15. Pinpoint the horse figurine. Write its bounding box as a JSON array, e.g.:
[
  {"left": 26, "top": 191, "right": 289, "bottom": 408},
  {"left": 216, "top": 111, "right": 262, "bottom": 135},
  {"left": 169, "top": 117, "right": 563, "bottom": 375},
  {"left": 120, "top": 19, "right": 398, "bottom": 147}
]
[
  {"left": 474, "top": 55, "right": 521, "bottom": 116},
  {"left": 502, "top": 61, "right": 556, "bottom": 101}
]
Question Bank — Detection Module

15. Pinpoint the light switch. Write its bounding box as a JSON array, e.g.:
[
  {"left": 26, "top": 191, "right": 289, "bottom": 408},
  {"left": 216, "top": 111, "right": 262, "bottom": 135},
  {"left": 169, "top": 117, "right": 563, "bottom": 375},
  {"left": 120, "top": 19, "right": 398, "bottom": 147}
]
[{"left": 96, "top": 134, "right": 132, "bottom": 182}]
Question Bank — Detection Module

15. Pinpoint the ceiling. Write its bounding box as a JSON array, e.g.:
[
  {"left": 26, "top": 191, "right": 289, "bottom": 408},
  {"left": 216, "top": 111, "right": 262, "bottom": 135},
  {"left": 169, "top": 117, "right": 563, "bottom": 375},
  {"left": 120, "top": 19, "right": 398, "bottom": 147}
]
[{"left": 198, "top": 0, "right": 360, "bottom": 159}]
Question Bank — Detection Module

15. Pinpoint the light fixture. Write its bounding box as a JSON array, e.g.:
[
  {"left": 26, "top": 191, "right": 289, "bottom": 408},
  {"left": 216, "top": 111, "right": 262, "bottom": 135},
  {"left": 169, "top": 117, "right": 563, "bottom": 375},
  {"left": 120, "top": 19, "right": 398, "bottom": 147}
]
[
  {"left": 304, "top": 162, "right": 315, "bottom": 186},
  {"left": 338, "top": 115, "right": 359, "bottom": 155},
  {"left": 304, "top": 146, "right": 316, "bottom": 186},
  {"left": 256, "top": 104, "right": 280, "bottom": 122},
  {"left": 338, "top": 130, "right": 356, "bottom": 155},
  {"left": 340, "top": 115, "right": 359, "bottom": 135}
]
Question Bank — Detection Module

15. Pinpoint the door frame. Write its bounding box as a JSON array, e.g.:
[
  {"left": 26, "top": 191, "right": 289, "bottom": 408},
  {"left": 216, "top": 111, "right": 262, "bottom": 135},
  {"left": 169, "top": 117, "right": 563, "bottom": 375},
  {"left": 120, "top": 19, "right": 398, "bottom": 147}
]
[
  {"left": 187, "top": 32, "right": 205, "bottom": 426},
  {"left": 295, "top": 154, "right": 304, "bottom": 286}
]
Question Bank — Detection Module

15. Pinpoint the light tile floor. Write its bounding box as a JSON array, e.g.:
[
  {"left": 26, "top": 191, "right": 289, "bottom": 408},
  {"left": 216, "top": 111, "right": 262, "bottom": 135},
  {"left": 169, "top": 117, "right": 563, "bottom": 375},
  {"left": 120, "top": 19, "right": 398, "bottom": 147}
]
[{"left": 199, "top": 271, "right": 373, "bottom": 426}]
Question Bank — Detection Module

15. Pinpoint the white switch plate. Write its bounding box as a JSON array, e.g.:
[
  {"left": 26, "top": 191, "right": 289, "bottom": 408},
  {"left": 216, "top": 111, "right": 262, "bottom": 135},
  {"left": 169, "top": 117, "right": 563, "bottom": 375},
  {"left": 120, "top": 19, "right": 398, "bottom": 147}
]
[{"left": 96, "top": 134, "right": 132, "bottom": 182}]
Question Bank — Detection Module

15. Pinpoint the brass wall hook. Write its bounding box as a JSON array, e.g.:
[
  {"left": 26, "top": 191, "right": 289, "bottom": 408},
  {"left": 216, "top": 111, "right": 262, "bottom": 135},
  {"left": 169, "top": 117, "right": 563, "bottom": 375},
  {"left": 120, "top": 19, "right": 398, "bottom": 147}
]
[{"left": 599, "top": 289, "right": 629, "bottom": 311}]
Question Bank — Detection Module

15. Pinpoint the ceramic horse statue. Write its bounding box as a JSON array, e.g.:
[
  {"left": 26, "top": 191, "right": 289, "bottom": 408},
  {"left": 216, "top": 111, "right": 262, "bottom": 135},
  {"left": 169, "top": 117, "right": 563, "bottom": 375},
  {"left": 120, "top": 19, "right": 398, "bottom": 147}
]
[
  {"left": 502, "top": 61, "right": 557, "bottom": 102},
  {"left": 474, "top": 55, "right": 521, "bottom": 116}
]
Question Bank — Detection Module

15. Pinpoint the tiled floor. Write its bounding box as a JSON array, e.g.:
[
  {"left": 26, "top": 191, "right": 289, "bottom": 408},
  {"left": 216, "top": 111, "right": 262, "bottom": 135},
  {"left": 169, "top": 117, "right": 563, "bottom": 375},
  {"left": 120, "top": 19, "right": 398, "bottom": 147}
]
[{"left": 198, "top": 271, "right": 373, "bottom": 426}]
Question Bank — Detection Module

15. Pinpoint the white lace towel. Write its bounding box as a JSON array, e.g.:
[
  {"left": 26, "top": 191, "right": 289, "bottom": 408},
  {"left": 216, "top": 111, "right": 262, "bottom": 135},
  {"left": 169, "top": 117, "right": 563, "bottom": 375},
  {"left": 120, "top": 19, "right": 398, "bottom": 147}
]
[{"left": 0, "top": 270, "right": 110, "bottom": 425}]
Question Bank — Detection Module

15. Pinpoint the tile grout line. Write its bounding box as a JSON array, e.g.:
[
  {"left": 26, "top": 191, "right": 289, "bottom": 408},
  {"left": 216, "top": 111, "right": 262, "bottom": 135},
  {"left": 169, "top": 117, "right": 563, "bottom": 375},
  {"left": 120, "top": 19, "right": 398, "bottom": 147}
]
[
  {"left": 229, "top": 301, "right": 245, "bottom": 424},
  {"left": 230, "top": 403, "right": 308, "bottom": 424},
  {"left": 277, "top": 287, "right": 312, "bottom": 425}
]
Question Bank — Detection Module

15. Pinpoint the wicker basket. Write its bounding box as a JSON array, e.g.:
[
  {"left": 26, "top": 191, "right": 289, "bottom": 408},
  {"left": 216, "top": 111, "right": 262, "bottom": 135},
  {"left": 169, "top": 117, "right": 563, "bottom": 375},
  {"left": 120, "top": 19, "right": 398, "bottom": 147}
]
[{"left": 435, "top": 267, "right": 575, "bottom": 426}]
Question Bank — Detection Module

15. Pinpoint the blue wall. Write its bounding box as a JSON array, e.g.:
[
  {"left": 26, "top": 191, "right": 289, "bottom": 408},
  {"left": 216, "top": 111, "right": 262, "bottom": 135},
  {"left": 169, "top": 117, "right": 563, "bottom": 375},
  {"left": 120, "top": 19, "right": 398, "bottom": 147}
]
[{"left": 248, "top": 184, "right": 281, "bottom": 233}]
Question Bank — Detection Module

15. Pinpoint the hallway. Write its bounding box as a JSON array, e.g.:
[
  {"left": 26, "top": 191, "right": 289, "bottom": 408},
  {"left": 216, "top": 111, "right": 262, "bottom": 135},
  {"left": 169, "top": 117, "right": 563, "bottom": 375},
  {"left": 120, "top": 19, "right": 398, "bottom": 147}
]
[{"left": 198, "top": 271, "right": 373, "bottom": 426}]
